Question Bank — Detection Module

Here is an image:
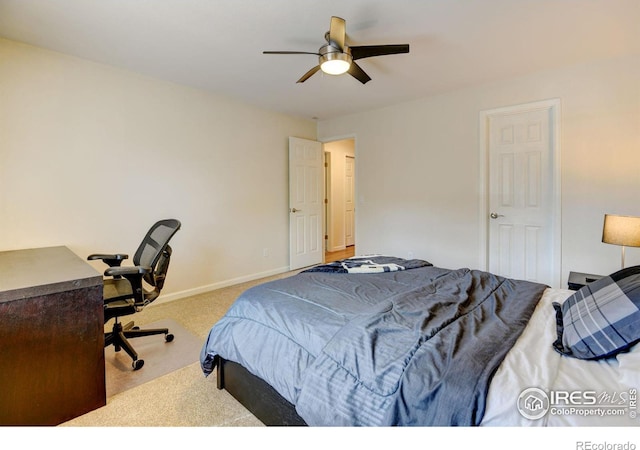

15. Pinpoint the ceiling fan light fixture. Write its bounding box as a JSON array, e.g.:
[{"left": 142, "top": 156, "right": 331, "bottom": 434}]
[
  {"left": 319, "top": 51, "right": 351, "bottom": 75},
  {"left": 264, "top": 16, "right": 409, "bottom": 84}
]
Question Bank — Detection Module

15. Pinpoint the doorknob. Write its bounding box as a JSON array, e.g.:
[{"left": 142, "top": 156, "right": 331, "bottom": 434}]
[
  {"left": 490, "top": 212, "right": 505, "bottom": 219},
  {"left": 290, "top": 208, "right": 302, "bottom": 213}
]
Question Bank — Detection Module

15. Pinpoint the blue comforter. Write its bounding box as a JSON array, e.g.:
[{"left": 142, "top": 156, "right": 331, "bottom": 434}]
[{"left": 200, "top": 263, "right": 547, "bottom": 426}]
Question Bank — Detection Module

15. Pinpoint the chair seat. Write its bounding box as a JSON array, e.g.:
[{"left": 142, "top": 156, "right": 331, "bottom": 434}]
[
  {"left": 103, "top": 277, "right": 133, "bottom": 301},
  {"left": 104, "top": 299, "right": 137, "bottom": 322},
  {"left": 103, "top": 278, "right": 138, "bottom": 322}
]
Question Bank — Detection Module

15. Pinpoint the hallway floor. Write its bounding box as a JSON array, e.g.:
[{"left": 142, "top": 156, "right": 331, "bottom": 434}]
[{"left": 324, "top": 245, "right": 355, "bottom": 263}]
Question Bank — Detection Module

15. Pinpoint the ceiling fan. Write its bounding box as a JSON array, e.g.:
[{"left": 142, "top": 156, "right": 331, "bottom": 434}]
[{"left": 263, "top": 16, "right": 410, "bottom": 84}]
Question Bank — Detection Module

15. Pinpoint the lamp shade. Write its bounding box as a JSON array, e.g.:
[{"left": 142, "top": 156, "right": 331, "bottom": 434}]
[{"left": 602, "top": 214, "right": 640, "bottom": 247}]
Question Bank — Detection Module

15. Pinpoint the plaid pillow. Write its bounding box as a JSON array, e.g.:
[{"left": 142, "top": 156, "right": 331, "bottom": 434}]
[{"left": 553, "top": 266, "right": 640, "bottom": 360}]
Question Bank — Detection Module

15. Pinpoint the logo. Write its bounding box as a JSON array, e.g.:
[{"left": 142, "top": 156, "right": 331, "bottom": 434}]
[
  {"left": 517, "top": 387, "right": 550, "bottom": 420},
  {"left": 517, "top": 387, "right": 638, "bottom": 421}
]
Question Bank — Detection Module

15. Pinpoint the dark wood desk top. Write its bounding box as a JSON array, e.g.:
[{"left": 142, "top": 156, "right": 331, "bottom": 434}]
[
  {"left": 0, "top": 245, "right": 106, "bottom": 425},
  {"left": 0, "top": 246, "right": 102, "bottom": 303}
]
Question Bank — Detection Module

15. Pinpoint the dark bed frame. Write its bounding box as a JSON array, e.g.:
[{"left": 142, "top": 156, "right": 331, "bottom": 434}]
[{"left": 216, "top": 357, "right": 307, "bottom": 426}]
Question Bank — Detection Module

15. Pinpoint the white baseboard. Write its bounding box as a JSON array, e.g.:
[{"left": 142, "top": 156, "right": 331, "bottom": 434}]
[{"left": 152, "top": 265, "right": 292, "bottom": 305}]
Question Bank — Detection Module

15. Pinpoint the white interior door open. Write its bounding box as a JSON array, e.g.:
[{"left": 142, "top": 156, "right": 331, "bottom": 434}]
[
  {"left": 289, "top": 137, "right": 324, "bottom": 270},
  {"left": 480, "top": 100, "right": 561, "bottom": 287}
]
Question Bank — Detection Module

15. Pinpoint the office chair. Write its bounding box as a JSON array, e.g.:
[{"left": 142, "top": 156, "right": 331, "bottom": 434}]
[{"left": 88, "top": 219, "right": 181, "bottom": 370}]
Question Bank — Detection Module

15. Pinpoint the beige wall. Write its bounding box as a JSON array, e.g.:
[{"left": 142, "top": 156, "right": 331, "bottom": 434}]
[
  {"left": 318, "top": 54, "right": 640, "bottom": 288},
  {"left": 0, "top": 38, "right": 317, "bottom": 300},
  {"left": 2, "top": 36, "right": 638, "bottom": 294}
]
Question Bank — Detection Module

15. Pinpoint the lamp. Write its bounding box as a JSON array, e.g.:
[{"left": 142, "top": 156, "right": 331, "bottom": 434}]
[
  {"left": 602, "top": 214, "right": 640, "bottom": 269},
  {"left": 319, "top": 46, "right": 352, "bottom": 75}
]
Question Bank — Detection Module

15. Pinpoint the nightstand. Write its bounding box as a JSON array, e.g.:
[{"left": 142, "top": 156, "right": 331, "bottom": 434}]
[{"left": 567, "top": 271, "right": 604, "bottom": 290}]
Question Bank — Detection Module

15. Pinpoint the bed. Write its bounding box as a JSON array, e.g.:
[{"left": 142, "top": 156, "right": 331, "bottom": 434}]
[{"left": 200, "top": 256, "right": 640, "bottom": 427}]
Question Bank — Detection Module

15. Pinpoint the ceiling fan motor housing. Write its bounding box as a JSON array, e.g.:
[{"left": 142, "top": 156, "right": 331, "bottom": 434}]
[{"left": 319, "top": 44, "right": 352, "bottom": 75}]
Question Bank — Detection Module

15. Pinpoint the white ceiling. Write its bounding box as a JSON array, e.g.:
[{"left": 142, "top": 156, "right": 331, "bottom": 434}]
[{"left": 1, "top": 0, "right": 639, "bottom": 120}]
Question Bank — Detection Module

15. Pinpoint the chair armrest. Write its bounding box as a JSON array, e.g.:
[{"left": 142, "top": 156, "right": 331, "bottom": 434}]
[
  {"left": 88, "top": 253, "right": 129, "bottom": 267},
  {"left": 104, "top": 265, "right": 150, "bottom": 277}
]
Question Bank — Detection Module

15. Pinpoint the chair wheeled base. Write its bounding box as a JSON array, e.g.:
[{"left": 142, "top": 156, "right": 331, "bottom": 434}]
[{"left": 105, "top": 318, "right": 175, "bottom": 370}]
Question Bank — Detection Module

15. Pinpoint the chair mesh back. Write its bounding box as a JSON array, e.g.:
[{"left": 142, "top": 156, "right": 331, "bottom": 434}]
[{"left": 133, "top": 219, "right": 181, "bottom": 287}]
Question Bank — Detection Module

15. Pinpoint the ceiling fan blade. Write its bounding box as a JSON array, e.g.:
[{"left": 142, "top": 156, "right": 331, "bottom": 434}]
[
  {"left": 348, "top": 61, "right": 371, "bottom": 84},
  {"left": 263, "top": 51, "right": 320, "bottom": 55},
  {"left": 350, "top": 44, "right": 410, "bottom": 60},
  {"left": 328, "top": 16, "right": 346, "bottom": 50},
  {"left": 297, "top": 65, "right": 321, "bottom": 83}
]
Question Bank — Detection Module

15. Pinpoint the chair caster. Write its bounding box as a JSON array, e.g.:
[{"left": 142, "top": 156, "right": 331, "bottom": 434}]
[
  {"left": 132, "top": 359, "right": 145, "bottom": 370},
  {"left": 165, "top": 333, "right": 174, "bottom": 342}
]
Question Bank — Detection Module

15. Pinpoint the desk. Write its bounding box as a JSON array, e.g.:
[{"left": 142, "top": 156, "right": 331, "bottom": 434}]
[{"left": 0, "top": 246, "right": 106, "bottom": 425}]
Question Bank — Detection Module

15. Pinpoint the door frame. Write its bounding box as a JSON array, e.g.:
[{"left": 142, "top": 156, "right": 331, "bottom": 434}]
[
  {"left": 344, "top": 154, "right": 355, "bottom": 247},
  {"left": 478, "top": 98, "right": 562, "bottom": 288},
  {"left": 324, "top": 150, "right": 332, "bottom": 253},
  {"left": 320, "top": 133, "right": 358, "bottom": 254}
]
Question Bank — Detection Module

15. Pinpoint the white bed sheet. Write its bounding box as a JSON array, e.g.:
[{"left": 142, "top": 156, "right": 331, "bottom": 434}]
[{"left": 482, "top": 287, "right": 640, "bottom": 427}]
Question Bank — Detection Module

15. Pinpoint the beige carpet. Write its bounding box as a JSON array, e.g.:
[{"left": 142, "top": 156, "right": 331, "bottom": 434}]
[
  {"left": 104, "top": 318, "right": 202, "bottom": 398},
  {"left": 60, "top": 277, "right": 287, "bottom": 427}
]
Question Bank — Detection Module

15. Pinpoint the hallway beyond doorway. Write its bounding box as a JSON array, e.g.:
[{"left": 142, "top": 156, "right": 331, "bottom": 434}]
[{"left": 324, "top": 246, "right": 355, "bottom": 263}]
